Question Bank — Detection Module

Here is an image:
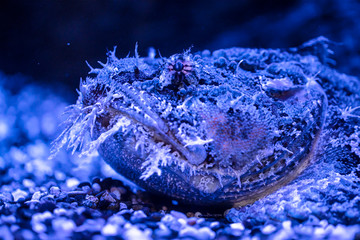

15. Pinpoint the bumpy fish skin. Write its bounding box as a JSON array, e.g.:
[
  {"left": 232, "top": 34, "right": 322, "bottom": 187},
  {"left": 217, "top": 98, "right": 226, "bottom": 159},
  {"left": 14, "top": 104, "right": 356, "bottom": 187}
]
[{"left": 52, "top": 37, "right": 360, "bottom": 206}]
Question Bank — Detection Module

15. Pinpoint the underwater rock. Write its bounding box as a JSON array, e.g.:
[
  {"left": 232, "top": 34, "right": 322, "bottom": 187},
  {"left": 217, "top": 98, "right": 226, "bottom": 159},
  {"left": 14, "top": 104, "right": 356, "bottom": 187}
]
[{"left": 52, "top": 37, "right": 360, "bottom": 207}]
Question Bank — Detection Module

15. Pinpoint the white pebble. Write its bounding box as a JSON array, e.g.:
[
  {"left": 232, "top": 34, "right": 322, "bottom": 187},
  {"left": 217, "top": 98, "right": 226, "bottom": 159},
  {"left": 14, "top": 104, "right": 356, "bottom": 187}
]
[
  {"left": 210, "top": 221, "right": 220, "bottom": 229},
  {"left": 0, "top": 120, "right": 9, "bottom": 141},
  {"left": 314, "top": 227, "right": 326, "bottom": 238},
  {"left": 282, "top": 220, "right": 291, "bottom": 230},
  {"left": 179, "top": 226, "right": 216, "bottom": 240},
  {"left": 198, "top": 227, "right": 216, "bottom": 240},
  {"left": 161, "top": 214, "right": 175, "bottom": 224},
  {"left": 31, "top": 191, "right": 42, "bottom": 201},
  {"left": 262, "top": 224, "right": 277, "bottom": 234},
  {"left": 77, "top": 219, "right": 105, "bottom": 232},
  {"left": 54, "top": 208, "right": 67, "bottom": 216},
  {"left": 155, "top": 223, "right": 171, "bottom": 237},
  {"left": 178, "top": 226, "right": 198, "bottom": 238},
  {"left": 177, "top": 218, "right": 187, "bottom": 227},
  {"left": 330, "top": 224, "right": 359, "bottom": 240},
  {"left": 319, "top": 219, "right": 328, "bottom": 228},
  {"left": 9, "top": 147, "right": 27, "bottom": 163},
  {"left": 32, "top": 211, "right": 52, "bottom": 222},
  {"left": 32, "top": 222, "right": 46, "bottom": 233},
  {"left": 66, "top": 178, "right": 80, "bottom": 189},
  {"left": 130, "top": 210, "right": 147, "bottom": 221},
  {"left": 50, "top": 186, "right": 61, "bottom": 197},
  {"left": 12, "top": 189, "right": 28, "bottom": 202},
  {"left": 230, "top": 222, "right": 245, "bottom": 230},
  {"left": 124, "top": 225, "right": 151, "bottom": 240},
  {"left": 171, "top": 210, "right": 187, "bottom": 219},
  {"left": 108, "top": 215, "right": 125, "bottom": 225},
  {"left": 22, "top": 179, "right": 35, "bottom": 188},
  {"left": 54, "top": 170, "right": 66, "bottom": 181},
  {"left": 52, "top": 218, "right": 76, "bottom": 235},
  {"left": 101, "top": 223, "right": 118, "bottom": 236}
]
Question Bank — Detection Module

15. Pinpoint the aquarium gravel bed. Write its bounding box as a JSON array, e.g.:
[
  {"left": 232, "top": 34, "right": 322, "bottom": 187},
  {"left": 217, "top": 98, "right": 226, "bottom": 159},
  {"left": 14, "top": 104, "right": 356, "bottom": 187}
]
[{"left": 0, "top": 47, "right": 360, "bottom": 240}]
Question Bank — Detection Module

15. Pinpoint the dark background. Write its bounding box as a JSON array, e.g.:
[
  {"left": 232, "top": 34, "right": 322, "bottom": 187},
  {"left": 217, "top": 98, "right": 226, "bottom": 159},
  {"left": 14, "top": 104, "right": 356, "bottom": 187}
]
[{"left": 1, "top": 0, "right": 360, "bottom": 98}]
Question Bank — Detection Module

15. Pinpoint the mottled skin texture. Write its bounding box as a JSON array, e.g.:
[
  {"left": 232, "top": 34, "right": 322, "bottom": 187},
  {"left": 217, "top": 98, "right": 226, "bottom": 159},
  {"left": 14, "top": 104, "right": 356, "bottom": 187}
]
[{"left": 54, "top": 37, "right": 360, "bottom": 208}]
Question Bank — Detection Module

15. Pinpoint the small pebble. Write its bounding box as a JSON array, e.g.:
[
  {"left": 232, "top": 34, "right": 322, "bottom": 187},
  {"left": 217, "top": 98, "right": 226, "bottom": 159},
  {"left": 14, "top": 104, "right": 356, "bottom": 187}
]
[
  {"left": 54, "top": 170, "right": 66, "bottom": 181},
  {"left": 198, "top": 227, "right": 216, "bottom": 240},
  {"left": 101, "top": 223, "right": 118, "bottom": 236},
  {"left": 230, "top": 222, "right": 245, "bottom": 231},
  {"left": 0, "top": 226, "right": 13, "bottom": 240},
  {"left": 110, "top": 187, "right": 121, "bottom": 200},
  {"left": 187, "top": 217, "right": 197, "bottom": 226},
  {"left": 154, "top": 223, "right": 172, "bottom": 238},
  {"left": 123, "top": 225, "right": 151, "bottom": 240},
  {"left": 49, "top": 186, "right": 61, "bottom": 197},
  {"left": 194, "top": 212, "right": 202, "bottom": 218},
  {"left": 1, "top": 215, "right": 16, "bottom": 224},
  {"left": 66, "top": 178, "right": 80, "bottom": 189},
  {"left": 119, "top": 202, "right": 128, "bottom": 211},
  {"left": 92, "top": 183, "right": 101, "bottom": 192},
  {"left": 0, "top": 192, "right": 13, "bottom": 202},
  {"left": 171, "top": 210, "right": 187, "bottom": 219},
  {"left": 12, "top": 189, "right": 28, "bottom": 202},
  {"left": 23, "top": 179, "right": 35, "bottom": 189},
  {"left": 262, "top": 224, "right": 277, "bottom": 235},
  {"left": 100, "top": 191, "right": 116, "bottom": 203},
  {"left": 52, "top": 218, "right": 76, "bottom": 236},
  {"left": 210, "top": 221, "right": 220, "bottom": 229},
  {"left": 54, "top": 208, "right": 67, "bottom": 216},
  {"left": 131, "top": 210, "right": 147, "bottom": 222},
  {"left": 282, "top": 220, "right": 291, "bottom": 230},
  {"left": 31, "top": 191, "right": 42, "bottom": 201}
]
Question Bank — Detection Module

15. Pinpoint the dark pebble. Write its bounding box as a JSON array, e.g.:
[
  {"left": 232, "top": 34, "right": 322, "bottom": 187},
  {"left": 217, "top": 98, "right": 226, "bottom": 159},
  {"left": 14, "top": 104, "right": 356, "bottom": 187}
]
[
  {"left": 98, "top": 200, "right": 110, "bottom": 210},
  {"left": 78, "top": 182, "right": 91, "bottom": 188},
  {"left": 107, "top": 202, "right": 119, "bottom": 211},
  {"left": 55, "top": 192, "right": 68, "bottom": 202},
  {"left": 146, "top": 221, "right": 159, "bottom": 229},
  {"left": 95, "top": 191, "right": 106, "bottom": 198},
  {"left": 354, "top": 232, "right": 360, "bottom": 240},
  {"left": 73, "top": 213, "right": 87, "bottom": 226},
  {"left": 91, "top": 177, "right": 101, "bottom": 184},
  {"left": 100, "top": 178, "right": 124, "bottom": 190},
  {"left": 132, "top": 204, "right": 144, "bottom": 211},
  {"left": 16, "top": 205, "right": 34, "bottom": 221},
  {"left": 141, "top": 207, "right": 151, "bottom": 215},
  {"left": 67, "top": 197, "right": 77, "bottom": 203},
  {"left": 38, "top": 200, "right": 57, "bottom": 213},
  {"left": 150, "top": 212, "right": 164, "bottom": 221},
  {"left": 56, "top": 202, "right": 72, "bottom": 209}
]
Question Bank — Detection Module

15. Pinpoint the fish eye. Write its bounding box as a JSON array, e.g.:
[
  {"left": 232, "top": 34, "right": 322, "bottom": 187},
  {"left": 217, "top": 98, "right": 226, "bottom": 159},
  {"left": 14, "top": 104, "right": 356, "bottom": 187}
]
[{"left": 174, "top": 61, "right": 184, "bottom": 71}]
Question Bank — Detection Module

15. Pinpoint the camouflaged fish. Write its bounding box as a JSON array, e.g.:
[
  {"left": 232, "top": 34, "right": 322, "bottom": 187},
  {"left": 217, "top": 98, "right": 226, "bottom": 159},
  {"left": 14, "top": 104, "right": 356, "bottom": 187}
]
[{"left": 51, "top": 37, "right": 360, "bottom": 207}]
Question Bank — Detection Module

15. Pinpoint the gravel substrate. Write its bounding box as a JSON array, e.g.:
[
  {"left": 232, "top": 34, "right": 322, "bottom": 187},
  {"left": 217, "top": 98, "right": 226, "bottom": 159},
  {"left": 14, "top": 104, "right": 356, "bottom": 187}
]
[{"left": 0, "top": 70, "right": 360, "bottom": 240}]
